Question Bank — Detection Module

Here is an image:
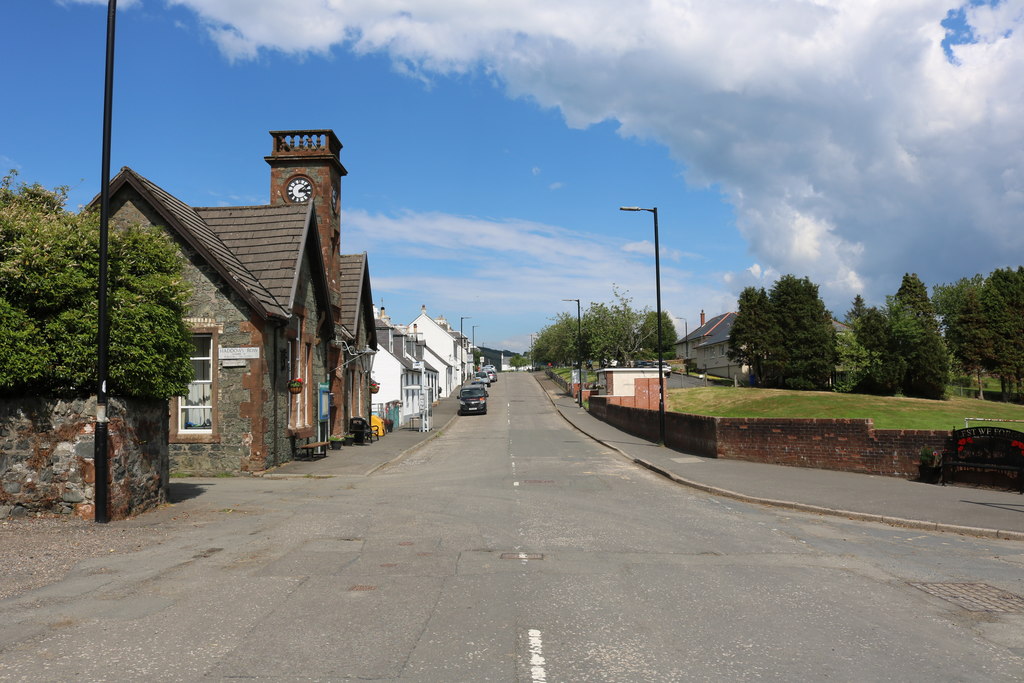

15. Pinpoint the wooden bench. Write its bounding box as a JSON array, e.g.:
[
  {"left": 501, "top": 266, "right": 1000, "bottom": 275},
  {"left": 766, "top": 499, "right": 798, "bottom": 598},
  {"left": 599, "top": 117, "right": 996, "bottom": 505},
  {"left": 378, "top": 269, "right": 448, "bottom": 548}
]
[{"left": 294, "top": 440, "right": 329, "bottom": 461}]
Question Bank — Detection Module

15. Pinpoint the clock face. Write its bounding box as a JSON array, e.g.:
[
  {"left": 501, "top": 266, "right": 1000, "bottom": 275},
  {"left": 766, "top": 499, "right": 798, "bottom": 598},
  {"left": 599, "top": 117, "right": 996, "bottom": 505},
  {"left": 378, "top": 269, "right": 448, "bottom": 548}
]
[{"left": 286, "top": 177, "right": 313, "bottom": 203}]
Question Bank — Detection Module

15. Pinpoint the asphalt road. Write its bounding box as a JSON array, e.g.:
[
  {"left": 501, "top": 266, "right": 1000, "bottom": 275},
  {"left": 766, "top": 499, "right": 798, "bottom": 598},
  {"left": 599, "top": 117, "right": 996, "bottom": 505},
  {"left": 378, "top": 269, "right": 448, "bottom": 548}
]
[{"left": 2, "top": 373, "right": 1023, "bottom": 681}]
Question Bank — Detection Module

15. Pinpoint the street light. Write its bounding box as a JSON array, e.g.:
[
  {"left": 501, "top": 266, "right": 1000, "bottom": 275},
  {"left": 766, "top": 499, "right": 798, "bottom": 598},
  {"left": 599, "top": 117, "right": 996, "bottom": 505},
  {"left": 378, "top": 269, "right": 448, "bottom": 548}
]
[
  {"left": 459, "top": 316, "right": 472, "bottom": 383},
  {"left": 94, "top": 0, "right": 119, "bottom": 523},
  {"left": 620, "top": 206, "right": 666, "bottom": 446},
  {"left": 562, "top": 298, "right": 583, "bottom": 408}
]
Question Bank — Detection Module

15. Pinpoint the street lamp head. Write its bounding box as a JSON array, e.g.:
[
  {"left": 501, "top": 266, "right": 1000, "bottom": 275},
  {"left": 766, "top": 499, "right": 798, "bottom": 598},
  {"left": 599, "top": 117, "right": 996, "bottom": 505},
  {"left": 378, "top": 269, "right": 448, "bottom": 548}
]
[
  {"left": 619, "top": 206, "right": 643, "bottom": 212},
  {"left": 562, "top": 298, "right": 580, "bottom": 303}
]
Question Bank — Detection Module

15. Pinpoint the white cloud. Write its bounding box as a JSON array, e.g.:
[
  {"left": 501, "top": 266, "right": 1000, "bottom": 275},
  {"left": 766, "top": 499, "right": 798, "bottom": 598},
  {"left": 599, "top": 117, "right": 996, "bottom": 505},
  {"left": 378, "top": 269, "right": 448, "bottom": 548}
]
[
  {"left": 342, "top": 208, "right": 704, "bottom": 324},
  {"left": 170, "top": 0, "right": 1024, "bottom": 306}
]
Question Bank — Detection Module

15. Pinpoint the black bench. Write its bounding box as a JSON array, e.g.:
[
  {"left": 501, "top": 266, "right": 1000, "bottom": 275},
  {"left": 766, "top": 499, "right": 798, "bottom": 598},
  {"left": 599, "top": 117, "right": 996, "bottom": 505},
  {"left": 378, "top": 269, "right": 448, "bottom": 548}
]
[{"left": 943, "top": 427, "right": 1024, "bottom": 494}]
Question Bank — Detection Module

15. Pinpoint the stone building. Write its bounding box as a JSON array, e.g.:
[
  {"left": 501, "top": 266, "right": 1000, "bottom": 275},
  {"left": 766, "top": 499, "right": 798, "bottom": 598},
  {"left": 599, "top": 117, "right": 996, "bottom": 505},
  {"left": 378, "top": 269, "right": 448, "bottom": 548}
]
[{"left": 102, "top": 130, "right": 376, "bottom": 474}]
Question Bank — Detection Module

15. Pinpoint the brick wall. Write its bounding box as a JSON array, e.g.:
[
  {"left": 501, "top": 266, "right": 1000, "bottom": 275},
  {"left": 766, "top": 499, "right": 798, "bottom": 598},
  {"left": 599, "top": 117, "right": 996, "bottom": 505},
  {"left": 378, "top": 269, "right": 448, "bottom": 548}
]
[{"left": 588, "top": 397, "right": 949, "bottom": 479}]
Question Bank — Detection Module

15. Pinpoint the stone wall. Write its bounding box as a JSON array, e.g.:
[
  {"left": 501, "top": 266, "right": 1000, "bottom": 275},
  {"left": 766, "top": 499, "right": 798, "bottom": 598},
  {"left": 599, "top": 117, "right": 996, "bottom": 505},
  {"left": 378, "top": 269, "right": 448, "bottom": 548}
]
[
  {"left": 0, "top": 397, "right": 169, "bottom": 520},
  {"left": 588, "top": 396, "right": 949, "bottom": 479}
]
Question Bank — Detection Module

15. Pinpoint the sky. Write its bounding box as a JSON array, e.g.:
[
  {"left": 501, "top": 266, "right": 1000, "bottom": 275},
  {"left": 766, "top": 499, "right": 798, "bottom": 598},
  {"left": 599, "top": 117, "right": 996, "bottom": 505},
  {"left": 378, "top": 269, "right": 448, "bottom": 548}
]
[{"left": 3, "top": 1, "right": 1022, "bottom": 354}]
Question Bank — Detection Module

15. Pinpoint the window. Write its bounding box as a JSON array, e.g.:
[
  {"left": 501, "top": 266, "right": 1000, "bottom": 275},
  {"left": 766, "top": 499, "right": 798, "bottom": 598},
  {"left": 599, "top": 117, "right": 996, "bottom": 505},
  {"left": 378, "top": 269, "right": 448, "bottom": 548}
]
[{"left": 180, "top": 334, "right": 213, "bottom": 431}]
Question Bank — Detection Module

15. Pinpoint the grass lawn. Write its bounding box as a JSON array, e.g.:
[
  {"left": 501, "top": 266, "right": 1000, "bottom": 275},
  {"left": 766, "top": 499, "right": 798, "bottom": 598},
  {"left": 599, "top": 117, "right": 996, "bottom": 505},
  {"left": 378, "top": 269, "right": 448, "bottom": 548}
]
[{"left": 666, "top": 386, "right": 1024, "bottom": 431}]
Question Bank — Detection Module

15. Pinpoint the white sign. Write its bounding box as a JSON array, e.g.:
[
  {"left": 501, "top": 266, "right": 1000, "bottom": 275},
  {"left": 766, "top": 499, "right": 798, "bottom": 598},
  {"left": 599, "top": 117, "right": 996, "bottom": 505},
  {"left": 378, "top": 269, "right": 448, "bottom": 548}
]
[
  {"left": 412, "top": 361, "right": 425, "bottom": 370},
  {"left": 220, "top": 347, "right": 260, "bottom": 359}
]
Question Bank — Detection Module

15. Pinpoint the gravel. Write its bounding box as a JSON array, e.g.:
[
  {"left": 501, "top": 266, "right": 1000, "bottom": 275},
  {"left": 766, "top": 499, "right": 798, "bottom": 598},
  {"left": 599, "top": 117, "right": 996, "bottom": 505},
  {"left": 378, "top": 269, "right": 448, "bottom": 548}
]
[{"left": 0, "top": 514, "right": 171, "bottom": 601}]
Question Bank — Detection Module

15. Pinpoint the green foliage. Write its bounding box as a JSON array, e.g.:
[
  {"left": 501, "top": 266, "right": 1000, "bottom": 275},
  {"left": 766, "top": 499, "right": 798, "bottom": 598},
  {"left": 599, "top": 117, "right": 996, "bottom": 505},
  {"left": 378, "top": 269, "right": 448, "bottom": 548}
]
[
  {"left": 769, "top": 275, "right": 836, "bottom": 390},
  {"left": 639, "top": 310, "right": 677, "bottom": 356},
  {"left": 728, "top": 286, "right": 773, "bottom": 384},
  {"left": 845, "top": 294, "right": 867, "bottom": 324},
  {"left": 891, "top": 273, "right": 949, "bottom": 399},
  {"left": 0, "top": 172, "right": 192, "bottom": 399},
  {"left": 851, "top": 305, "right": 906, "bottom": 395},
  {"left": 981, "top": 267, "right": 1024, "bottom": 395},
  {"left": 728, "top": 276, "right": 834, "bottom": 390}
]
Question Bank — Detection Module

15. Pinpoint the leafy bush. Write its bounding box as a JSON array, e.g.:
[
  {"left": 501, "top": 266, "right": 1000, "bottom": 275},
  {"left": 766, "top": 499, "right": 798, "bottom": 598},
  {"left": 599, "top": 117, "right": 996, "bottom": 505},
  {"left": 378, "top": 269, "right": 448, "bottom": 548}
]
[{"left": 0, "top": 172, "right": 192, "bottom": 399}]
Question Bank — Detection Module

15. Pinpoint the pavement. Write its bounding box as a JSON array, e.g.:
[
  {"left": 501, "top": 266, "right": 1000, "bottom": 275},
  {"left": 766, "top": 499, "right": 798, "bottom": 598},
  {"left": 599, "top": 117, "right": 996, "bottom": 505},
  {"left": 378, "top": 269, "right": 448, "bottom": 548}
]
[
  {"left": 259, "top": 394, "right": 461, "bottom": 478},
  {"left": 535, "top": 373, "right": 1024, "bottom": 542},
  {"left": 258, "top": 374, "right": 1024, "bottom": 542}
]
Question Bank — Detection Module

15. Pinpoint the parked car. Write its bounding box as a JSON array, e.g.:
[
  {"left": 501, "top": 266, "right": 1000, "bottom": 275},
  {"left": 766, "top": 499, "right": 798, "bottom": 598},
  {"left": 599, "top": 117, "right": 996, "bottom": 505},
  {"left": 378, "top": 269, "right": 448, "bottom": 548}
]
[
  {"left": 473, "top": 371, "right": 491, "bottom": 385},
  {"left": 485, "top": 369, "right": 497, "bottom": 383},
  {"left": 458, "top": 387, "right": 488, "bottom": 415}
]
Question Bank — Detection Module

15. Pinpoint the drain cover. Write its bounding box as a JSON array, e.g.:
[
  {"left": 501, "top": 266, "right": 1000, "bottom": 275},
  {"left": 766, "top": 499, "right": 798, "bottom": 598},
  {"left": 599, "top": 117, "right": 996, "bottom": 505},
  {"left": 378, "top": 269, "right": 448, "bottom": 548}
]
[{"left": 911, "top": 583, "right": 1024, "bottom": 612}]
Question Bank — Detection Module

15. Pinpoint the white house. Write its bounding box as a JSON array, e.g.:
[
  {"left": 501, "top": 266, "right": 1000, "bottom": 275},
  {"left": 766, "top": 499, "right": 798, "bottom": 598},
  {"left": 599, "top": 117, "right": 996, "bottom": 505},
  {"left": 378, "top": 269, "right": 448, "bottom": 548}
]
[
  {"left": 371, "top": 309, "right": 439, "bottom": 428},
  {"left": 408, "top": 306, "right": 467, "bottom": 397}
]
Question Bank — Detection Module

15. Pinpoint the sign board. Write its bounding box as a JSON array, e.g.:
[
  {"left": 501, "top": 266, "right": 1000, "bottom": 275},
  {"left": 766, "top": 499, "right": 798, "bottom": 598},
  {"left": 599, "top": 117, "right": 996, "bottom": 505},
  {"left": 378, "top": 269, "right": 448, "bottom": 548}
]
[
  {"left": 412, "top": 361, "right": 425, "bottom": 370},
  {"left": 318, "top": 382, "right": 330, "bottom": 422},
  {"left": 220, "top": 346, "right": 260, "bottom": 359},
  {"left": 405, "top": 385, "right": 421, "bottom": 390},
  {"left": 221, "top": 359, "right": 247, "bottom": 368}
]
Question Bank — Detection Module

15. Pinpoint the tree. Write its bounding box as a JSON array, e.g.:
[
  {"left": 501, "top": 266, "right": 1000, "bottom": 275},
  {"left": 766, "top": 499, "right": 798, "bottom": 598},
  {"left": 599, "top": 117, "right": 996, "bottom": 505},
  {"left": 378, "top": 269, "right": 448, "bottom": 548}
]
[
  {"left": 728, "top": 286, "right": 775, "bottom": 385},
  {"left": 845, "top": 294, "right": 868, "bottom": 324},
  {"left": 852, "top": 306, "right": 904, "bottom": 395},
  {"left": 532, "top": 313, "right": 577, "bottom": 366},
  {"left": 639, "top": 310, "right": 678, "bottom": 357},
  {"left": 934, "top": 276, "right": 990, "bottom": 398},
  {"left": 768, "top": 275, "right": 835, "bottom": 390},
  {"left": 982, "top": 267, "right": 1024, "bottom": 397},
  {"left": 891, "top": 273, "right": 948, "bottom": 399},
  {"left": 0, "top": 172, "right": 193, "bottom": 399}
]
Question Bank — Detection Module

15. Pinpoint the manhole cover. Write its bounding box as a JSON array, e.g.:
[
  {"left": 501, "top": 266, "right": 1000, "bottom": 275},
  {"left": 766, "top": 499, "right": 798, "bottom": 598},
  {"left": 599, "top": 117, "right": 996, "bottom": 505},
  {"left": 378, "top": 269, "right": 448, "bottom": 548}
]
[{"left": 910, "top": 583, "right": 1024, "bottom": 612}]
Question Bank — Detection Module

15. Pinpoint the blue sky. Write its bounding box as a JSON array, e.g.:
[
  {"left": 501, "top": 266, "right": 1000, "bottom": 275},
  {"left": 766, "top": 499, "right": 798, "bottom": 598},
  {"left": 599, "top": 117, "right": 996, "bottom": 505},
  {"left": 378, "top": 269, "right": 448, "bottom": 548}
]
[{"left": 3, "top": 1, "right": 1022, "bottom": 353}]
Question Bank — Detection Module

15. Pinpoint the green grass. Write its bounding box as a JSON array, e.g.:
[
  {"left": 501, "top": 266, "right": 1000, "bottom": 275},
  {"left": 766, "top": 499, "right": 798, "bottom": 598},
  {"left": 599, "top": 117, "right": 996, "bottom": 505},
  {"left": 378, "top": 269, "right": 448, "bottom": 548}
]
[{"left": 666, "top": 386, "right": 1024, "bottom": 431}]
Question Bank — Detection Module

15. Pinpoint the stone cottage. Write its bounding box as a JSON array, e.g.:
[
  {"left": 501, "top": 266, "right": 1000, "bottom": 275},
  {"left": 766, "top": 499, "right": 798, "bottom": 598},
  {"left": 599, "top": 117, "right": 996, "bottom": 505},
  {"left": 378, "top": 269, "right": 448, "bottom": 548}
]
[{"left": 101, "top": 130, "right": 376, "bottom": 474}]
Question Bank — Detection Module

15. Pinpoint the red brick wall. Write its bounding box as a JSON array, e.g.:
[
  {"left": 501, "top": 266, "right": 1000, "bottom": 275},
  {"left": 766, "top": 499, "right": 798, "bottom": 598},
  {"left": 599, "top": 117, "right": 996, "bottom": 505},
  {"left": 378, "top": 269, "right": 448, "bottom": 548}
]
[{"left": 588, "top": 397, "right": 949, "bottom": 479}]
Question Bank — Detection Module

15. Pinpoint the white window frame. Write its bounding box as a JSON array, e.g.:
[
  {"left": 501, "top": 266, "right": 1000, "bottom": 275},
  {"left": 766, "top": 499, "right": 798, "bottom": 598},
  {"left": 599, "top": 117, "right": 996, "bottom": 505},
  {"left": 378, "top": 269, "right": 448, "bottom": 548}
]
[{"left": 179, "top": 334, "right": 214, "bottom": 433}]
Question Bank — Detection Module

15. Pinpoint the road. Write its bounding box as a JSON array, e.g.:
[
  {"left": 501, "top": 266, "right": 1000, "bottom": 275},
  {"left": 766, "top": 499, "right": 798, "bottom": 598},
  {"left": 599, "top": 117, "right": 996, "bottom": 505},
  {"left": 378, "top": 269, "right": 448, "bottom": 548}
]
[{"left": 2, "top": 373, "right": 1023, "bottom": 681}]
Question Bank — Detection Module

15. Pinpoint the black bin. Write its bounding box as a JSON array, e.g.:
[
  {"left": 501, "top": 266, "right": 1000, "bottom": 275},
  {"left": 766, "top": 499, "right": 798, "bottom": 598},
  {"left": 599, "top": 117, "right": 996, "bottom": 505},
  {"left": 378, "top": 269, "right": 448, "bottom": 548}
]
[{"left": 349, "top": 417, "right": 370, "bottom": 445}]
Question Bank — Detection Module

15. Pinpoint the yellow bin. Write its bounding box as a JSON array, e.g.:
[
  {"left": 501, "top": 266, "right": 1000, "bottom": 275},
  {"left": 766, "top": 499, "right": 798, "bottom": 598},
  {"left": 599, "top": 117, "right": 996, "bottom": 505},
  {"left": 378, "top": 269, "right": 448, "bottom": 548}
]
[{"left": 371, "top": 414, "right": 385, "bottom": 438}]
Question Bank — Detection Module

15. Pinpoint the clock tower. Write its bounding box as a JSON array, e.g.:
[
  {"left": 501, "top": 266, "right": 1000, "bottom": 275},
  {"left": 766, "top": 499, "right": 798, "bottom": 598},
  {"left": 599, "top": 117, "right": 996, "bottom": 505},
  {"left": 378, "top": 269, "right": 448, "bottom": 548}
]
[{"left": 265, "top": 130, "right": 348, "bottom": 287}]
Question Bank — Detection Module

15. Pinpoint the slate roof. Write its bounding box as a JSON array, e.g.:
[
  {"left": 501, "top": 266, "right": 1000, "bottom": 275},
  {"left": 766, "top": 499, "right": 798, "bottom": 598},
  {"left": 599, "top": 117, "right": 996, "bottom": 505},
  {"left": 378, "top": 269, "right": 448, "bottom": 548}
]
[
  {"left": 338, "top": 253, "right": 376, "bottom": 350},
  {"left": 101, "top": 167, "right": 330, "bottom": 327},
  {"left": 680, "top": 312, "right": 735, "bottom": 348},
  {"left": 197, "top": 204, "right": 315, "bottom": 316}
]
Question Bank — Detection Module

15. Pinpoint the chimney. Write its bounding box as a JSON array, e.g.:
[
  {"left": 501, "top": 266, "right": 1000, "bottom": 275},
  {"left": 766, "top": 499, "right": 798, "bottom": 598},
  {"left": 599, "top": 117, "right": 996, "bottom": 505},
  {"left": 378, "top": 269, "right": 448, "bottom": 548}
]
[{"left": 700, "top": 310, "right": 706, "bottom": 326}]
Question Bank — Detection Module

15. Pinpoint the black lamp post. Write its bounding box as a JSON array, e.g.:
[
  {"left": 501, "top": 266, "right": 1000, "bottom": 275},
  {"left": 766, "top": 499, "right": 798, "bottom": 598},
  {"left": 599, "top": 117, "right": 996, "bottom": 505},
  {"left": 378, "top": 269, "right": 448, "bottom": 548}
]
[
  {"left": 620, "top": 206, "right": 666, "bottom": 446},
  {"left": 562, "top": 298, "right": 583, "bottom": 408},
  {"left": 94, "top": 0, "right": 118, "bottom": 523}
]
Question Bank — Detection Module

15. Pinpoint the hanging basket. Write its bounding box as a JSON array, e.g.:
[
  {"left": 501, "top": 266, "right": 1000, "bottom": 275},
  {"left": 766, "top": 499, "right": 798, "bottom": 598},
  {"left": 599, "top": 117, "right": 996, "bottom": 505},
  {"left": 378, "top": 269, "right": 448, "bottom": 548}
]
[
  {"left": 287, "top": 379, "right": 304, "bottom": 394},
  {"left": 370, "top": 384, "right": 380, "bottom": 394}
]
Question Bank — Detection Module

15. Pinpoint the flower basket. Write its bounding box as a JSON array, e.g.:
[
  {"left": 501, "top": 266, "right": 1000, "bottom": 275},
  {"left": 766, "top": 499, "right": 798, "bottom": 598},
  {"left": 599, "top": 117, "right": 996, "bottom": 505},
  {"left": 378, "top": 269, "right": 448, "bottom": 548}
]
[
  {"left": 287, "top": 378, "right": 304, "bottom": 394},
  {"left": 369, "top": 379, "right": 380, "bottom": 394},
  {"left": 329, "top": 436, "right": 343, "bottom": 450}
]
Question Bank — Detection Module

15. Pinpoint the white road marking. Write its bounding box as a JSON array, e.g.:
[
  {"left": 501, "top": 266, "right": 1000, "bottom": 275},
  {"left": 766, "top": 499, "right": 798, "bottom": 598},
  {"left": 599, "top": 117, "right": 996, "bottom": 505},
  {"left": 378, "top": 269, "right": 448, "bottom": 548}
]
[
  {"left": 528, "top": 629, "right": 547, "bottom": 682},
  {"left": 514, "top": 481, "right": 520, "bottom": 487}
]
